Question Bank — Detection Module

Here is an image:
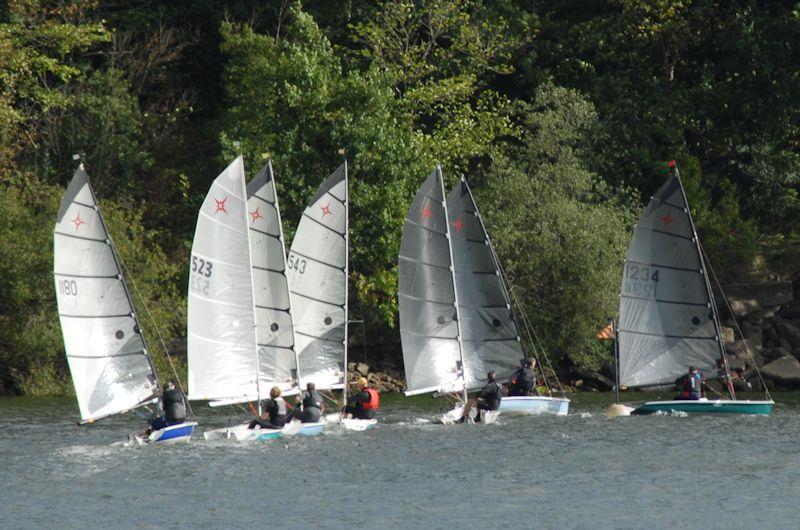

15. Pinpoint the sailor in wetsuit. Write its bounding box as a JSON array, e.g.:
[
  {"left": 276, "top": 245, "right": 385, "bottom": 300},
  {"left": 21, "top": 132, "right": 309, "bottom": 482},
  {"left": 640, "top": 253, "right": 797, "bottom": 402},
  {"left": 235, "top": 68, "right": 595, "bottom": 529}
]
[
  {"left": 286, "top": 382, "right": 325, "bottom": 423},
  {"left": 344, "top": 377, "right": 379, "bottom": 420},
  {"left": 149, "top": 381, "right": 187, "bottom": 431},
  {"left": 507, "top": 358, "right": 537, "bottom": 396},
  {"left": 675, "top": 366, "right": 705, "bottom": 400},
  {"left": 248, "top": 386, "right": 287, "bottom": 429},
  {"left": 459, "top": 371, "right": 503, "bottom": 423}
]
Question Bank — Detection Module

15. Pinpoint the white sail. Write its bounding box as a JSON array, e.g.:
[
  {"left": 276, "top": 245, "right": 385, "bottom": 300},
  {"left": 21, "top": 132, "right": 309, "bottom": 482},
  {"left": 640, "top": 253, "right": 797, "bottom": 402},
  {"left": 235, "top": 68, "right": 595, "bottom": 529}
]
[
  {"left": 447, "top": 178, "right": 523, "bottom": 390},
  {"left": 187, "top": 156, "right": 260, "bottom": 402},
  {"left": 619, "top": 164, "right": 724, "bottom": 387},
  {"left": 399, "top": 168, "right": 465, "bottom": 395},
  {"left": 246, "top": 161, "right": 298, "bottom": 395},
  {"left": 286, "top": 164, "right": 348, "bottom": 390},
  {"left": 54, "top": 166, "right": 159, "bottom": 422}
]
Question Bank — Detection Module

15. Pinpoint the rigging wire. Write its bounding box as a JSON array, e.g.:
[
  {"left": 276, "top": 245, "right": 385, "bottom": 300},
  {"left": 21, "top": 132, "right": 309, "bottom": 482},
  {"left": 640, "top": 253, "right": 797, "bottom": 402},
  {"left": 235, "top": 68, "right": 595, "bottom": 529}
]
[
  {"left": 118, "top": 257, "right": 196, "bottom": 420},
  {"left": 698, "top": 242, "right": 772, "bottom": 400}
]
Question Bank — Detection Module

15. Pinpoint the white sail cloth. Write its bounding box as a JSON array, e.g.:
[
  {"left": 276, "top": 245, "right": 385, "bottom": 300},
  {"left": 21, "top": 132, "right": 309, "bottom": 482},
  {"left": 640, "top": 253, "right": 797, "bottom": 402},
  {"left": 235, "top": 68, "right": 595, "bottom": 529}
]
[
  {"left": 54, "top": 167, "right": 158, "bottom": 422},
  {"left": 447, "top": 178, "right": 523, "bottom": 390},
  {"left": 187, "top": 156, "right": 261, "bottom": 401},
  {"left": 287, "top": 164, "right": 348, "bottom": 390},
  {"left": 619, "top": 170, "right": 723, "bottom": 387},
  {"left": 247, "top": 161, "right": 298, "bottom": 394},
  {"left": 399, "top": 168, "right": 465, "bottom": 395}
]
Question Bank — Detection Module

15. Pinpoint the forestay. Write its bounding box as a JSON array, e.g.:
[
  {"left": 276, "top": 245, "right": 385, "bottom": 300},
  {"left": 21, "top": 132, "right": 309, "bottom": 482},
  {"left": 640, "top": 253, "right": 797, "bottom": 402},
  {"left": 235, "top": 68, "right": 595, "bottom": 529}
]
[
  {"left": 187, "top": 156, "right": 260, "bottom": 402},
  {"left": 247, "top": 161, "right": 299, "bottom": 395},
  {"left": 54, "top": 166, "right": 159, "bottom": 422},
  {"left": 447, "top": 178, "right": 522, "bottom": 390},
  {"left": 287, "top": 164, "right": 348, "bottom": 390},
  {"left": 399, "top": 168, "right": 465, "bottom": 395},
  {"left": 619, "top": 166, "right": 724, "bottom": 387}
]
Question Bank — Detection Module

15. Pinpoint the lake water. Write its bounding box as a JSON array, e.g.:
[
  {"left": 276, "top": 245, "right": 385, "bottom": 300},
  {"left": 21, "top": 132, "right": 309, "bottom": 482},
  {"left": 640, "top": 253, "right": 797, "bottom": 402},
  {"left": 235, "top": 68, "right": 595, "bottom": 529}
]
[{"left": 2, "top": 392, "right": 799, "bottom": 529}]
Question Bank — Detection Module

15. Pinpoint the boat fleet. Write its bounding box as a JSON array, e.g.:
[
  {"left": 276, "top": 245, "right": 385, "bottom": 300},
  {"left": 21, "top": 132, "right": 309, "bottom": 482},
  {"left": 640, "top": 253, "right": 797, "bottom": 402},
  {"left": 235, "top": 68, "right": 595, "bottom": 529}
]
[{"left": 52, "top": 157, "right": 773, "bottom": 445}]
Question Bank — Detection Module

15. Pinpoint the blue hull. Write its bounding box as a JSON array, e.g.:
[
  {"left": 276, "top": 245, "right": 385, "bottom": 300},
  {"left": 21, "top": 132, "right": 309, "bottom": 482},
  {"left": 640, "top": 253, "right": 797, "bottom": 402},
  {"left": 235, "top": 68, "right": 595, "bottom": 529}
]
[
  {"left": 632, "top": 400, "right": 773, "bottom": 416},
  {"left": 149, "top": 422, "right": 197, "bottom": 443}
]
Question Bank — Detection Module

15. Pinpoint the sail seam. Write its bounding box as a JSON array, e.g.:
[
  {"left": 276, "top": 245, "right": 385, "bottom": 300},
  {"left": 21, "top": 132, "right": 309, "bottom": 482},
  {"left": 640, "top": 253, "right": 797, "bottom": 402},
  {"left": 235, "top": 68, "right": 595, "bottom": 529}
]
[
  {"left": 70, "top": 199, "right": 96, "bottom": 209},
  {"left": 199, "top": 210, "right": 247, "bottom": 235},
  {"left": 210, "top": 181, "right": 244, "bottom": 201},
  {"left": 300, "top": 212, "right": 345, "bottom": 237},
  {"left": 313, "top": 189, "right": 346, "bottom": 207},
  {"left": 68, "top": 352, "right": 146, "bottom": 359},
  {"left": 398, "top": 255, "right": 450, "bottom": 271},
  {"left": 249, "top": 226, "right": 281, "bottom": 238},
  {"left": 290, "top": 289, "right": 343, "bottom": 307},
  {"left": 252, "top": 264, "right": 286, "bottom": 275},
  {"left": 620, "top": 294, "right": 708, "bottom": 306},
  {"left": 401, "top": 329, "right": 458, "bottom": 340},
  {"left": 295, "top": 330, "right": 343, "bottom": 343},
  {"left": 55, "top": 272, "right": 119, "bottom": 279},
  {"left": 619, "top": 328, "right": 717, "bottom": 340},
  {"left": 624, "top": 259, "right": 700, "bottom": 273},
  {"left": 641, "top": 226, "right": 694, "bottom": 241},
  {"left": 190, "top": 251, "right": 248, "bottom": 270},
  {"left": 59, "top": 313, "right": 132, "bottom": 319},
  {"left": 254, "top": 304, "right": 290, "bottom": 312},
  {"left": 288, "top": 250, "right": 344, "bottom": 271},
  {"left": 188, "top": 291, "right": 252, "bottom": 309},
  {"left": 404, "top": 218, "right": 447, "bottom": 236},
  {"left": 398, "top": 292, "right": 454, "bottom": 305},
  {"left": 54, "top": 231, "right": 107, "bottom": 243}
]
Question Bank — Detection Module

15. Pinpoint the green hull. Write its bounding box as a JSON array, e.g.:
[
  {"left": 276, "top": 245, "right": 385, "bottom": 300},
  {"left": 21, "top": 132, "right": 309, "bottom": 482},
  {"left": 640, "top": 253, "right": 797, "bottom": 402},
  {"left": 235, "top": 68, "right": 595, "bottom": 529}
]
[{"left": 633, "top": 399, "right": 773, "bottom": 416}]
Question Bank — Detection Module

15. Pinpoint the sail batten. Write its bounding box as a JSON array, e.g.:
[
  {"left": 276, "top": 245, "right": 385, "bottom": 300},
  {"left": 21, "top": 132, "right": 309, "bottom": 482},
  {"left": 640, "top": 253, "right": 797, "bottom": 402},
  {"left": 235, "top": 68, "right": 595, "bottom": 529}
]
[
  {"left": 618, "top": 166, "right": 724, "bottom": 387},
  {"left": 54, "top": 166, "right": 159, "bottom": 422}
]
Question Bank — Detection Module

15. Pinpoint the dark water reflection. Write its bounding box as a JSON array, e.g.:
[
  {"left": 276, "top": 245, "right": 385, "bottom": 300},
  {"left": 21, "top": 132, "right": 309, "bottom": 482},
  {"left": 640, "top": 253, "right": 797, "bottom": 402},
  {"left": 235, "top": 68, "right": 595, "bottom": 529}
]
[{"left": 1, "top": 392, "right": 798, "bottom": 529}]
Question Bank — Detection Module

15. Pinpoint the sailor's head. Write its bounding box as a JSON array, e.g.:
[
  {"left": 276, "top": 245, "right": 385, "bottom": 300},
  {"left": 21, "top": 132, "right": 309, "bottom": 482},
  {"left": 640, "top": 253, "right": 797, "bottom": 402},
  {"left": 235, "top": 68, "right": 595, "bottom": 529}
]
[
  {"left": 689, "top": 366, "right": 697, "bottom": 373},
  {"left": 523, "top": 358, "right": 533, "bottom": 368},
  {"left": 166, "top": 381, "right": 175, "bottom": 391},
  {"left": 270, "top": 386, "right": 282, "bottom": 398},
  {"left": 357, "top": 377, "right": 368, "bottom": 389},
  {"left": 306, "top": 382, "right": 316, "bottom": 392},
  {"left": 487, "top": 371, "right": 496, "bottom": 382}
]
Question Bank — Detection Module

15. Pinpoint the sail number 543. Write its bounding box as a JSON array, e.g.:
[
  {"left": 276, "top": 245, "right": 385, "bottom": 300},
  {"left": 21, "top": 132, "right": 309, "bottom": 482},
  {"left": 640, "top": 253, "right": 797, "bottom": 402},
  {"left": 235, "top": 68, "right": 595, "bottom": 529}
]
[{"left": 288, "top": 254, "right": 307, "bottom": 274}]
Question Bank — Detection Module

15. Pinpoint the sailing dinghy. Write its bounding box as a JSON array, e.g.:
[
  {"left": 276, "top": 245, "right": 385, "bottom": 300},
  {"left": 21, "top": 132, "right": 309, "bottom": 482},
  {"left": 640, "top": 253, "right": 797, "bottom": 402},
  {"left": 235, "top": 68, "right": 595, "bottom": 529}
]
[
  {"left": 187, "top": 157, "right": 323, "bottom": 440},
  {"left": 286, "top": 161, "right": 376, "bottom": 432},
  {"left": 615, "top": 161, "right": 773, "bottom": 415},
  {"left": 448, "top": 177, "right": 570, "bottom": 417},
  {"left": 54, "top": 164, "right": 196, "bottom": 444},
  {"left": 400, "top": 167, "right": 503, "bottom": 425}
]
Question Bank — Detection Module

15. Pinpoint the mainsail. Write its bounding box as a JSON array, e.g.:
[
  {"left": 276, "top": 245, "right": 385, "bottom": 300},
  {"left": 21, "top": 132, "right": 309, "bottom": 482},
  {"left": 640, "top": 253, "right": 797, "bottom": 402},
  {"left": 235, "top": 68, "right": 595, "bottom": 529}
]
[
  {"left": 286, "top": 163, "right": 348, "bottom": 390},
  {"left": 187, "top": 156, "right": 260, "bottom": 402},
  {"left": 618, "top": 163, "right": 724, "bottom": 387},
  {"left": 447, "top": 178, "right": 523, "bottom": 389},
  {"left": 54, "top": 166, "right": 159, "bottom": 422},
  {"left": 246, "top": 160, "right": 298, "bottom": 394},
  {"left": 399, "top": 167, "right": 465, "bottom": 396}
]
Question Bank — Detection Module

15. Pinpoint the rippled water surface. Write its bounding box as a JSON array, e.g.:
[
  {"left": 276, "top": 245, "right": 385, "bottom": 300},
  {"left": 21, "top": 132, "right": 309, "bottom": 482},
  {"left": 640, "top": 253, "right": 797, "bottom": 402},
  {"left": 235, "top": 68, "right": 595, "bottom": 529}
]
[{"left": 2, "top": 392, "right": 799, "bottom": 529}]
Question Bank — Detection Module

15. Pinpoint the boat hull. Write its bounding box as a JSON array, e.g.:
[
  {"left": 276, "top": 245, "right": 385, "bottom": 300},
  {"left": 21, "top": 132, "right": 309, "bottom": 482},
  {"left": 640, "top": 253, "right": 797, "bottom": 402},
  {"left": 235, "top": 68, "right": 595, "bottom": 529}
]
[
  {"left": 324, "top": 413, "right": 378, "bottom": 431},
  {"left": 133, "top": 421, "right": 197, "bottom": 445},
  {"left": 632, "top": 399, "right": 774, "bottom": 416},
  {"left": 499, "top": 396, "right": 570, "bottom": 416},
  {"left": 203, "top": 420, "right": 325, "bottom": 441}
]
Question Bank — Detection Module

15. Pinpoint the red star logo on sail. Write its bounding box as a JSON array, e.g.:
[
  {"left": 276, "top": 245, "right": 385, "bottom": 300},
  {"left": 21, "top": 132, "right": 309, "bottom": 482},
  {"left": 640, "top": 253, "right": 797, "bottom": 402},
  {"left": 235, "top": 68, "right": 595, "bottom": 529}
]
[
  {"left": 214, "top": 196, "right": 228, "bottom": 214},
  {"left": 71, "top": 212, "right": 86, "bottom": 230},
  {"left": 249, "top": 207, "right": 263, "bottom": 223},
  {"left": 452, "top": 218, "right": 464, "bottom": 232},
  {"left": 320, "top": 202, "right": 332, "bottom": 217},
  {"left": 421, "top": 206, "right": 432, "bottom": 219},
  {"left": 660, "top": 210, "right": 675, "bottom": 228}
]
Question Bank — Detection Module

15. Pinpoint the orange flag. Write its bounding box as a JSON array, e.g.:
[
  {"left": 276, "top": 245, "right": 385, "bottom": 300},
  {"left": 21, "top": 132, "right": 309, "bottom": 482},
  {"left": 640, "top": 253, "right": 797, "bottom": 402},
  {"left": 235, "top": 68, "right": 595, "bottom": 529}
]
[{"left": 596, "top": 323, "right": 615, "bottom": 340}]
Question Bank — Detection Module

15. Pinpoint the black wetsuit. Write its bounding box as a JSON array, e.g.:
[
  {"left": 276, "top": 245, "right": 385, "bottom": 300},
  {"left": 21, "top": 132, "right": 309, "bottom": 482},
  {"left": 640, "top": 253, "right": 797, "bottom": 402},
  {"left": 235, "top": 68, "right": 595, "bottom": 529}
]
[
  {"left": 149, "top": 388, "right": 187, "bottom": 430},
  {"left": 345, "top": 390, "right": 376, "bottom": 420},
  {"left": 248, "top": 398, "right": 287, "bottom": 429},
  {"left": 286, "top": 391, "right": 323, "bottom": 423},
  {"left": 477, "top": 381, "right": 503, "bottom": 411},
  {"left": 508, "top": 367, "right": 537, "bottom": 396}
]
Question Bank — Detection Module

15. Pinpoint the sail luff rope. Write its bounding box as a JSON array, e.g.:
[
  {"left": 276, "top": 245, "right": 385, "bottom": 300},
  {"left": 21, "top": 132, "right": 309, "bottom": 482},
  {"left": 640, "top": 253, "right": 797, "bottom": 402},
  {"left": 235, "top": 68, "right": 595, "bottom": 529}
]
[{"left": 698, "top": 242, "right": 772, "bottom": 400}]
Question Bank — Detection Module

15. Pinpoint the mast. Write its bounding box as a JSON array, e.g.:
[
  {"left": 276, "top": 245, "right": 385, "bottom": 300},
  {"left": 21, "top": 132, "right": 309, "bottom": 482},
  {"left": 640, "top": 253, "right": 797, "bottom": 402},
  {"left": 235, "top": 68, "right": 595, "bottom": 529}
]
[
  {"left": 343, "top": 158, "right": 350, "bottom": 407},
  {"left": 612, "top": 319, "right": 620, "bottom": 403},
  {"left": 241, "top": 155, "right": 263, "bottom": 415},
  {"left": 672, "top": 161, "right": 734, "bottom": 398},
  {"left": 84, "top": 163, "right": 162, "bottom": 401},
  {"left": 439, "top": 166, "right": 467, "bottom": 403}
]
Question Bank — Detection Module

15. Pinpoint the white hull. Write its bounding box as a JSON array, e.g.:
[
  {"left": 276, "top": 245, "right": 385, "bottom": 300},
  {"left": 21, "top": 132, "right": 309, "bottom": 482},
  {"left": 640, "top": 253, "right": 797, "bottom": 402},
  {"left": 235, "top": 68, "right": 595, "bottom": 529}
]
[
  {"left": 203, "top": 420, "right": 325, "bottom": 441},
  {"left": 498, "top": 396, "right": 570, "bottom": 416},
  {"left": 324, "top": 413, "right": 378, "bottom": 431}
]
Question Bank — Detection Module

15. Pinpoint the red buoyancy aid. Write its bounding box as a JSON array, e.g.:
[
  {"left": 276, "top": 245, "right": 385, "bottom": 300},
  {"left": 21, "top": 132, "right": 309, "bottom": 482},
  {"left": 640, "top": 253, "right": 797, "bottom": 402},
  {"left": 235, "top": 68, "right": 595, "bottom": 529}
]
[{"left": 362, "top": 387, "right": 379, "bottom": 410}]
